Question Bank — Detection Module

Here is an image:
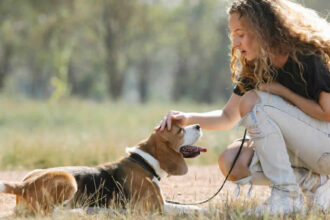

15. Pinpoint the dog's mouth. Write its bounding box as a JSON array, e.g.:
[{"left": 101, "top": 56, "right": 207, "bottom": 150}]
[{"left": 179, "top": 145, "right": 207, "bottom": 158}]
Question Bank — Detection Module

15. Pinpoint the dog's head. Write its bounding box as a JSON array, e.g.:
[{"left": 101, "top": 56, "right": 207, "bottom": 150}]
[{"left": 139, "top": 121, "right": 205, "bottom": 176}]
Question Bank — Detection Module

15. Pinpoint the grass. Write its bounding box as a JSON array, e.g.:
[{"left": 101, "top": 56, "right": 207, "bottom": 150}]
[
  {"left": 1, "top": 97, "right": 327, "bottom": 219},
  {"left": 5, "top": 198, "right": 328, "bottom": 220},
  {"left": 0, "top": 96, "right": 242, "bottom": 170}
]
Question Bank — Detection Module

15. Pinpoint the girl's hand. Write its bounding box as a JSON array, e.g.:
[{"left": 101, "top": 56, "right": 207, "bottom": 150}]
[
  {"left": 259, "top": 81, "right": 284, "bottom": 96},
  {"left": 259, "top": 81, "right": 295, "bottom": 105},
  {"left": 155, "top": 110, "right": 189, "bottom": 131}
]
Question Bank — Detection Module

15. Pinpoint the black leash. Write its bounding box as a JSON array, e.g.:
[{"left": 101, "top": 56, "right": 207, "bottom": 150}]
[{"left": 165, "top": 129, "right": 248, "bottom": 205}]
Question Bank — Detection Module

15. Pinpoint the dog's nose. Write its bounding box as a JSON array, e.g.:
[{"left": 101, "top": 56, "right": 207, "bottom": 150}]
[{"left": 195, "top": 124, "right": 200, "bottom": 130}]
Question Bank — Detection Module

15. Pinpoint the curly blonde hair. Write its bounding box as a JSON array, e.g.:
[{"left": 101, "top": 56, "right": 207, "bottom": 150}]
[{"left": 228, "top": 0, "right": 330, "bottom": 93}]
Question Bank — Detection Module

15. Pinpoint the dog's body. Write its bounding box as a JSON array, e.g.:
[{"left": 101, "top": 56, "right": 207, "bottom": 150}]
[{"left": 0, "top": 123, "right": 204, "bottom": 215}]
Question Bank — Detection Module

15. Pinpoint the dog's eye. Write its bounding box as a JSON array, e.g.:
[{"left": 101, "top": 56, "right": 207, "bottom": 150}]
[{"left": 177, "top": 128, "right": 183, "bottom": 134}]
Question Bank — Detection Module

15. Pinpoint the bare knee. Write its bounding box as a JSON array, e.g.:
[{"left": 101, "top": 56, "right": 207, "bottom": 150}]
[
  {"left": 239, "top": 90, "right": 260, "bottom": 117},
  {"left": 218, "top": 141, "right": 254, "bottom": 181}
]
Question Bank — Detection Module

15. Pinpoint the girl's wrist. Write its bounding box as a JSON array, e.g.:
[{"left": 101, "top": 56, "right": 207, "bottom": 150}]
[{"left": 185, "top": 113, "right": 194, "bottom": 125}]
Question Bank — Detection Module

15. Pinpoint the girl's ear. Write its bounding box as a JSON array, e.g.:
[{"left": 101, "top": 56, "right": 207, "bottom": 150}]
[{"left": 156, "top": 141, "right": 187, "bottom": 176}]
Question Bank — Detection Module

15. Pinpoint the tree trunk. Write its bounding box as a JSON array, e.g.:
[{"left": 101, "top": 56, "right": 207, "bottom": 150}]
[
  {"left": 102, "top": 0, "right": 129, "bottom": 100},
  {"left": 0, "top": 45, "right": 12, "bottom": 91},
  {"left": 138, "top": 58, "right": 150, "bottom": 103},
  {"left": 172, "top": 56, "right": 189, "bottom": 101}
]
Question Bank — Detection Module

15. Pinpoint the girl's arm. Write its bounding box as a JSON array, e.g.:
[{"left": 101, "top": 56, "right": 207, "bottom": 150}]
[
  {"left": 261, "top": 82, "right": 330, "bottom": 122},
  {"left": 185, "top": 94, "right": 242, "bottom": 130},
  {"left": 157, "top": 94, "right": 242, "bottom": 131}
]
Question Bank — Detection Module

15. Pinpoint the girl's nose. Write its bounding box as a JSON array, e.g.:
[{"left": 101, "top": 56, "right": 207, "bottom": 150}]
[{"left": 233, "top": 36, "right": 240, "bottom": 47}]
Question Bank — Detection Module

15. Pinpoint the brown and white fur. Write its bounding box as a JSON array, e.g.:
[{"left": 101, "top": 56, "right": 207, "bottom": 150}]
[{"left": 0, "top": 122, "right": 203, "bottom": 215}]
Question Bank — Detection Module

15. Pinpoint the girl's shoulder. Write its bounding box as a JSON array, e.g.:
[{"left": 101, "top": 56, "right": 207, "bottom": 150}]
[
  {"left": 281, "top": 52, "right": 329, "bottom": 78},
  {"left": 277, "top": 52, "right": 330, "bottom": 101},
  {"left": 296, "top": 52, "right": 328, "bottom": 72}
]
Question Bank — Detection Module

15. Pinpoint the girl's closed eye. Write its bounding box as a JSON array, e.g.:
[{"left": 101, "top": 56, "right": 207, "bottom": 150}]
[{"left": 236, "top": 31, "right": 245, "bottom": 38}]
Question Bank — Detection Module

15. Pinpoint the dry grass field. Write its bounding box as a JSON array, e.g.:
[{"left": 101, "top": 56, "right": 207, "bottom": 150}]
[
  {"left": 0, "top": 166, "right": 271, "bottom": 219},
  {"left": 0, "top": 98, "right": 328, "bottom": 219},
  {"left": 1, "top": 166, "right": 327, "bottom": 220}
]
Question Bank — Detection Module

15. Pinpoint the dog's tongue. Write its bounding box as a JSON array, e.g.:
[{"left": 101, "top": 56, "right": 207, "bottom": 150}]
[{"left": 179, "top": 145, "right": 207, "bottom": 158}]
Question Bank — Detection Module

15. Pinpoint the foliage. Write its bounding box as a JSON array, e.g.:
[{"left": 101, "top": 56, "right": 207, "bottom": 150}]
[{"left": 0, "top": 0, "right": 329, "bottom": 103}]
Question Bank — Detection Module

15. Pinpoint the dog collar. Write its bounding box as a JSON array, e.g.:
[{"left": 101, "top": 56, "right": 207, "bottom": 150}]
[{"left": 129, "top": 153, "right": 161, "bottom": 181}]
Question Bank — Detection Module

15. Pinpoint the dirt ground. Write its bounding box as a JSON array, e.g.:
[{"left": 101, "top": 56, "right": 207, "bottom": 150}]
[{"left": 0, "top": 166, "right": 270, "bottom": 218}]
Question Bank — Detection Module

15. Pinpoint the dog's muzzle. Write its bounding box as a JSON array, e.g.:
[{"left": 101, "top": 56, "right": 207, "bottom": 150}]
[{"left": 180, "top": 124, "right": 206, "bottom": 158}]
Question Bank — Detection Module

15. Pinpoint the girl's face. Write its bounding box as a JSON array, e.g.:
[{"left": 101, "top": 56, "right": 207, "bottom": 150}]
[{"left": 229, "top": 13, "right": 259, "bottom": 61}]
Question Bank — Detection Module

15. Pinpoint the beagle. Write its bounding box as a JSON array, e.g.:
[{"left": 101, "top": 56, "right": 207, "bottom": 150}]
[{"left": 0, "top": 122, "right": 206, "bottom": 215}]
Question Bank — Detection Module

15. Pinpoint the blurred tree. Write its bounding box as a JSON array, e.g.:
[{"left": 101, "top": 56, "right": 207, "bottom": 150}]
[
  {"left": 171, "top": 2, "right": 193, "bottom": 102},
  {"left": 102, "top": 0, "right": 135, "bottom": 100},
  {"left": 0, "top": 23, "right": 13, "bottom": 91},
  {"left": 14, "top": 0, "right": 74, "bottom": 99},
  {"left": 65, "top": 1, "right": 106, "bottom": 99},
  {"left": 0, "top": 0, "right": 19, "bottom": 91},
  {"left": 128, "top": 2, "right": 166, "bottom": 103},
  {"left": 135, "top": 4, "right": 153, "bottom": 103},
  {"left": 0, "top": 0, "right": 328, "bottom": 102},
  {"left": 171, "top": 0, "right": 228, "bottom": 103}
]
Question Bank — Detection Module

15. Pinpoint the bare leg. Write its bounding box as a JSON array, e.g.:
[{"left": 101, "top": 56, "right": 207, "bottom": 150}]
[{"left": 218, "top": 140, "right": 254, "bottom": 181}]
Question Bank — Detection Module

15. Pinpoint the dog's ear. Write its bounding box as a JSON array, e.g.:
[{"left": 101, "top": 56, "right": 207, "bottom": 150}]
[{"left": 155, "top": 140, "right": 187, "bottom": 175}]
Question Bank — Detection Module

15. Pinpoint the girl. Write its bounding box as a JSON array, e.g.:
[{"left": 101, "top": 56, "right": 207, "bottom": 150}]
[{"left": 157, "top": 0, "right": 330, "bottom": 216}]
